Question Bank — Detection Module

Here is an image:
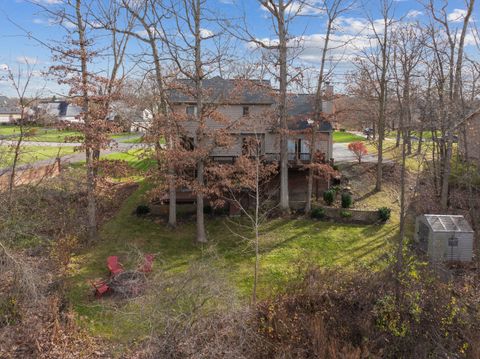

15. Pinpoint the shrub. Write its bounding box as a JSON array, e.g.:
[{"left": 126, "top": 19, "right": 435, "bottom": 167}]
[
  {"left": 135, "top": 204, "right": 150, "bottom": 216},
  {"left": 331, "top": 185, "right": 341, "bottom": 194},
  {"left": 340, "top": 210, "right": 352, "bottom": 218},
  {"left": 347, "top": 141, "right": 368, "bottom": 163},
  {"left": 332, "top": 164, "right": 339, "bottom": 171},
  {"left": 203, "top": 205, "right": 213, "bottom": 215},
  {"left": 323, "top": 190, "right": 335, "bottom": 206},
  {"left": 340, "top": 128, "right": 346, "bottom": 132},
  {"left": 341, "top": 192, "right": 352, "bottom": 208},
  {"left": 311, "top": 207, "right": 325, "bottom": 219},
  {"left": 378, "top": 207, "right": 391, "bottom": 222}
]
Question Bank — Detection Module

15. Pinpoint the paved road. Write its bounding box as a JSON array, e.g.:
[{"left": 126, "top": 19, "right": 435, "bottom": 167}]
[
  {"left": 0, "top": 136, "right": 144, "bottom": 174},
  {"left": 333, "top": 143, "right": 380, "bottom": 163}
]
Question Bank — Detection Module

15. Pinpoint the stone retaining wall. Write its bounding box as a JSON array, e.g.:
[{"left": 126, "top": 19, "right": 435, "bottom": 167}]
[{"left": 321, "top": 206, "right": 380, "bottom": 224}]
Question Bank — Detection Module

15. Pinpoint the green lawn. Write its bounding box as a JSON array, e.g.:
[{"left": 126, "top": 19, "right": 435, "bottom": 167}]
[
  {"left": 0, "top": 126, "right": 83, "bottom": 142},
  {"left": 67, "top": 181, "right": 397, "bottom": 344},
  {"left": 333, "top": 131, "right": 365, "bottom": 143},
  {"left": 122, "top": 136, "right": 144, "bottom": 144},
  {"left": 0, "top": 125, "right": 28, "bottom": 136},
  {"left": 0, "top": 126, "right": 139, "bottom": 143},
  {"left": 0, "top": 145, "right": 76, "bottom": 167}
]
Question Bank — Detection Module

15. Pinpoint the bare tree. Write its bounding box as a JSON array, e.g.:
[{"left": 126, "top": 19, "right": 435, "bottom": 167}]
[
  {"left": 110, "top": 0, "right": 180, "bottom": 227},
  {"left": 424, "top": 0, "right": 476, "bottom": 209},
  {"left": 160, "top": 0, "right": 232, "bottom": 243},
  {"left": 368, "top": 0, "right": 395, "bottom": 192},
  {"left": 207, "top": 132, "right": 277, "bottom": 304},
  {"left": 33, "top": 0, "right": 133, "bottom": 241},
  {"left": 390, "top": 22, "right": 424, "bottom": 272},
  {"left": 2, "top": 62, "right": 43, "bottom": 200},
  {"left": 305, "top": 0, "right": 351, "bottom": 213}
]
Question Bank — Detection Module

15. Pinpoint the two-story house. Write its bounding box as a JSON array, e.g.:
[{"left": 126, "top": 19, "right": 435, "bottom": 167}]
[
  {"left": 167, "top": 77, "right": 334, "bottom": 205},
  {"left": 169, "top": 77, "right": 333, "bottom": 163}
]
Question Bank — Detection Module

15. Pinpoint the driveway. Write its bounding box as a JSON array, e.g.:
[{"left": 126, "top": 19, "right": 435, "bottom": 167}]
[{"left": 333, "top": 143, "right": 380, "bottom": 163}]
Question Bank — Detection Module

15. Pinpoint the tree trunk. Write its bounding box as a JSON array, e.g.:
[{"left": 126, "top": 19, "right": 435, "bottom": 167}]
[
  {"left": 278, "top": 0, "right": 289, "bottom": 212},
  {"left": 306, "top": 15, "right": 332, "bottom": 214},
  {"left": 8, "top": 125, "right": 24, "bottom": 201},
  {"left": 417, "top": 128, "right": 423, "bottom": 155},
  {"left": 196, "top": 159, "right": 207, "bottom": 243},
  {"left": 194, "top": 0, "right": 207, "bottom": 242},
  {"left": 76, "top": 0, "right": 97, "bottom": 242}
]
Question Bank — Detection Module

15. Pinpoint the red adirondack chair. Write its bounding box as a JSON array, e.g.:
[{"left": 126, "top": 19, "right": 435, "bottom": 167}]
[
  {"left": 107, "top": 256, "right": 124, "bottom": 276},
  {"left": 138, "top": 254, "right": 155, "bottom": 273},
  {"left": 89, "top": 279, "right": 109, "bottom": 297}
]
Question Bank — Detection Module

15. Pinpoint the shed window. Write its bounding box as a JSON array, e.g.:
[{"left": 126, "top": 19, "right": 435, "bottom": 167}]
[{"left": 242, "top": 106, "right": 249, "bottom": 117}]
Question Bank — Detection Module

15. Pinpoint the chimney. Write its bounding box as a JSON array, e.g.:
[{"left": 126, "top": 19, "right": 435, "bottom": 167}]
[{"left": 324, "top": 81, "right": 334, "bottom": 98}]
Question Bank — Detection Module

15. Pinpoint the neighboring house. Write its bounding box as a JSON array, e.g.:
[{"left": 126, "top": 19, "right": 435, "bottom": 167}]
[
  {"left": 35, "top": 100, "right": 83, "bottom": 123},
  {"left": 0, "top": 107, "right": 22, "bottom": 124},
  {"left": 129, "top": 109, "right": 154, "bottom": 133},
  {"left": 459, "top": 111, "right": 480, "bottom": 166}
]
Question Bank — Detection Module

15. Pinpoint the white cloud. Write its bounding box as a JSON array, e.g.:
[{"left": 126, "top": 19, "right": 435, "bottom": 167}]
[
  {"left": 136, "top": 26, "right": 164, "bottom": 39},
  {"left": 16, "top": 56, "right": 39, "bottom": 65},
  {"left": 448, "top": 9, "right": 467, "bottom": 23},
  {"left": 406, "top": 10, "right": 422, "bottom": 18},
  {"left": 296, "top": 33, "right": 373, "bottom": 63},
  {"left": 261, "top": 1, "right": 324, "bottom": 17},
  {"left": 287, "top": 1, "right": 324, "bottom": 16},
  {"left": 0, "top": 64, "right": 9, "bottom": 72},
  {"left": 219, "top": 0, "right": 234, "bottom": 3},
  {"left": 200, "top": 28, "right": 214, "bottom": 39},
  {"left": 30, "top": 0, "right": 63, "bottom": 4}
]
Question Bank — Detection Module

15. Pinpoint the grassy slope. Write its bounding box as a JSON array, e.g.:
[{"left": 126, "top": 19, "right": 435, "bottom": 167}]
[
  {"left": 0, "top": 145, "right": 76, "bottom": 167},
  {"left": 364, "top": 139, "right": 433, "bottom": 172},
  {"left": 333, "top": 131, "right": 365, "bottom": 143},
  {"left": 68, "top": 177, "right": 398, "bottom": 344}
]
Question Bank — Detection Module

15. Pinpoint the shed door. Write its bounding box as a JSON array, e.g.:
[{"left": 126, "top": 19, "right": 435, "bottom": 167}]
[{"left": 445, "top": 234, "right": 460, "bottom": 261}]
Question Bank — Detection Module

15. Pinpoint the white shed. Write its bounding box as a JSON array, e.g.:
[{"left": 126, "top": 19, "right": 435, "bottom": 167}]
[{"left": 414, "top": 214, "right": 474, "bottom": 262}]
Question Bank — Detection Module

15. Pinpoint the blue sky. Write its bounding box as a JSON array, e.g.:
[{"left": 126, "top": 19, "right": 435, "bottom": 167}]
[{"left": 0, "top": 0, "right": 478, "bottom": 97}]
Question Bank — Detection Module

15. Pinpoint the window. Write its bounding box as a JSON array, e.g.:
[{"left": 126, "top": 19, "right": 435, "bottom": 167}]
[
  {"left": 181, "top": 136, "right": 195, "bottom": 151},
  {"left": 242, "top": 135, "right": 264, "bottom": 156},
  {"left": 242, "top": 106, "right": 250, "bottom": 117},
  {"left": 186, "top": 105, "right": 197, "bottom": 116}
]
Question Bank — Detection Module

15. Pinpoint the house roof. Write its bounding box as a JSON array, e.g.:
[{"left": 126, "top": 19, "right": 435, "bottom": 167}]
[
  {"left": 424, "top": 214, "right": 474, "bottom": 233},
  {"left": 168, "top": 77, "right": 275, "bottom": 105},
  {"left": 37, "top": 101, "right": 82, "bottom": 118},
  {"left": 0, "top": 107, "right": 21, "bottom": 115},
  {"left": 287, "top": 94, "right": 333, "bottom": 132}
]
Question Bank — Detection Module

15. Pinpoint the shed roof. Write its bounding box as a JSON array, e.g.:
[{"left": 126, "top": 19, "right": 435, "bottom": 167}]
[{"left": 424, "top": 214, "right": 474, "bottom": 233}]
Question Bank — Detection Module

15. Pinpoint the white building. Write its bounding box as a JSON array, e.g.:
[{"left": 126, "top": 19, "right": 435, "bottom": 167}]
[{"left": 415, "top": 214, "right": 474, "bottom": 262}]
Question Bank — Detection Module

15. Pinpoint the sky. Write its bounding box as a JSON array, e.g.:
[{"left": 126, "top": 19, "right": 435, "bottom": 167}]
[{"left": 0, "top": 0, "right": 478, "bottom": 98}]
